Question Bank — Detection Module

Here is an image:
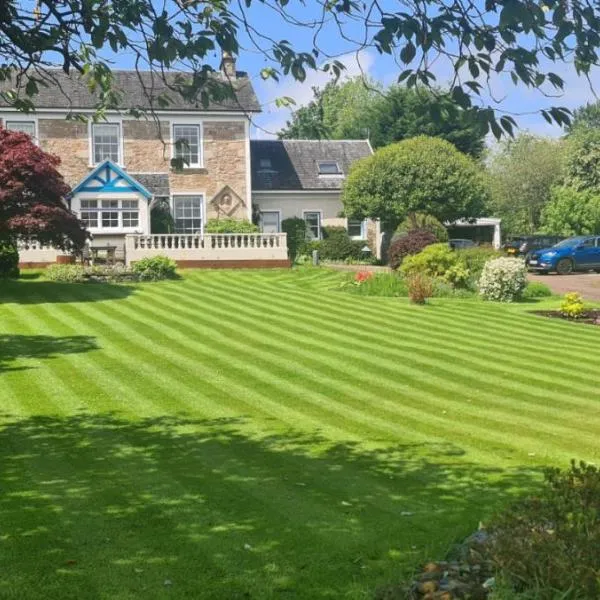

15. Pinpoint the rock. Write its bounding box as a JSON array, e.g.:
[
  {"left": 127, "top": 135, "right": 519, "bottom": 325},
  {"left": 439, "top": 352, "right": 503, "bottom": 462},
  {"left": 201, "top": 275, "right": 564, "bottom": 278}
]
[
  {"left": 434, "top": 592, "right": 453, "bottom": 600},
  {"left": 423, "top": 562, "right": 442, "bottom": 573}
]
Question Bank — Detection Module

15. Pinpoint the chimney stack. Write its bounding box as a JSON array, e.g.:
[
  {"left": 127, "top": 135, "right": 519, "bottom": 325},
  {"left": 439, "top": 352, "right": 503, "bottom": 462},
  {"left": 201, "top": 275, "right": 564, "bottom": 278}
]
[{"left": 220, "top": 51, "right": 236, "bottom": 80}]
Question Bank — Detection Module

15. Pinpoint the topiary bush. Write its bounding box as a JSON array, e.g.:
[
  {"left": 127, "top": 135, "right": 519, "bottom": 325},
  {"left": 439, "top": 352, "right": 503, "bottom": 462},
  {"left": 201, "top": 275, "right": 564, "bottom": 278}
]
[
  {"left": 315, "top": 226, "right": 364, "bottom": 261},
  {"left": 281, "top": 217, "right": 307, "bottom": 262},
  {"left": 478, "top": 257, "right": 527, "bottom": 301},
  {"left": 45, "top": 264, "right": 86, "bottom": 282},
  {"left": 388, "top": 229, "right": 437, "bottom": 269},
  {"left": 0, "top": 242, "right": 19, "bottom": 278},
  {"left": 131, "top": 256, "right": 178, "bottom": 281},
  {"left": 400, "top": 242, "right": 458, "bottom": 279},
  {"left": 205, "top": 218, "right": 259, "bottom": 233}
]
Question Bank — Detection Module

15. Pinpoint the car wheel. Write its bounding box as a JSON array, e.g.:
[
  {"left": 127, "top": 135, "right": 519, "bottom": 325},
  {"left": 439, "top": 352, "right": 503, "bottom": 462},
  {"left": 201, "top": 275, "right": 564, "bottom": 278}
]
[{"left": 556, "top": 258, "right": 573, "bottom": 275}]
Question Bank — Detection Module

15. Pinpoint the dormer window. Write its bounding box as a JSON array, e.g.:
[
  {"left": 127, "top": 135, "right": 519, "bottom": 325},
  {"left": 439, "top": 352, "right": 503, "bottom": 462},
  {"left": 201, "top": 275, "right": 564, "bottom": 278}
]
[
  {"left": 259, "top": 158, "right": 272, "bottom": 169},
  {"left": 318, "top": 161, "right": 342, "bottom": 175}
]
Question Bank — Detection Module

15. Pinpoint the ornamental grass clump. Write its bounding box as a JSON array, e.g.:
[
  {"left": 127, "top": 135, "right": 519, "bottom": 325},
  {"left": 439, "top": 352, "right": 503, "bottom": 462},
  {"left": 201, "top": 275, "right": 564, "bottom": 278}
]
[{"left": 478, "top": 257, "right": 527, "bottom": 302}]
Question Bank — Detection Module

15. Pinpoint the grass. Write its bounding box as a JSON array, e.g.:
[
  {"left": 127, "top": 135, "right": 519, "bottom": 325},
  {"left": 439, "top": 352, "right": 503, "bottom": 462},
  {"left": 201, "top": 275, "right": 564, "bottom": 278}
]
[{"left": 0, "top": 267, "right": 599, "bottom": 600}]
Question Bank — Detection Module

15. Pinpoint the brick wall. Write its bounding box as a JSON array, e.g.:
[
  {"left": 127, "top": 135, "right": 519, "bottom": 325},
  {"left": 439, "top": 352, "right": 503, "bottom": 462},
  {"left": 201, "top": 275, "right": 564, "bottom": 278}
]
[{"left": 36, "top": 117, "right": 249, "bottom": 216}]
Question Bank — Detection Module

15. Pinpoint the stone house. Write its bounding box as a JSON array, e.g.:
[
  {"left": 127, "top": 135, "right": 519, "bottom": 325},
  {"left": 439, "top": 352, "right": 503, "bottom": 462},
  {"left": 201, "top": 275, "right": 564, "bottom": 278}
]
[{"left": 0, "top": 58, "right": 379, "bottom": 267}]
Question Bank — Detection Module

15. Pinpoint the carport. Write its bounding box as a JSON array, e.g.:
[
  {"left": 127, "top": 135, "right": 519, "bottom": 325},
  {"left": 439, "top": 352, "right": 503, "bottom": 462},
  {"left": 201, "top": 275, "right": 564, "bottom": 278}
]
[{"left": 446, "top": 218, "right": 502, "bottom": 249}]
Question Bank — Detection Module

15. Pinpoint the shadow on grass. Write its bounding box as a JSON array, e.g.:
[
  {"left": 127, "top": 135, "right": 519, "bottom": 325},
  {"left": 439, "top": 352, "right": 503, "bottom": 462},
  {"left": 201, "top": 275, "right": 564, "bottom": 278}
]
[
  {"left": 0, "top": 334, "right": 98, "bottom": 374},
  {"left": 0, "top": 279, "right": 135, "bottom": 304},
  {"left": 0, "top": 413, "right": 541, "bottom": 600}
]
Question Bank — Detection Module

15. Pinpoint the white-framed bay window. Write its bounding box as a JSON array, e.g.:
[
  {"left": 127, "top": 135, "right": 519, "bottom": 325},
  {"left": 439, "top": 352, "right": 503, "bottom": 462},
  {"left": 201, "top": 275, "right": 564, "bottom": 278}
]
[
  {"left": 347, "top": 219, "right": 367, "bottom": 240},
  {"left": 172, "top": 123, "right": 202, "bottom": 168},
  {"left": 78, "top": 198, "right": 140, "bottom": 231},
  {"left": 91, "top": 122, "right": 122, "bottom": 164},
  {"left": 303, "top": 211, "right": 322, "bottom": 240},
  {"left": 6, "top": 120, "right": 37, "bottom": 141},
  {"left": 172, "top": 194, "right": 204, "bottom": 234},
  {"left": 260, "top": 211, "right": 281, "bottom": 234}
]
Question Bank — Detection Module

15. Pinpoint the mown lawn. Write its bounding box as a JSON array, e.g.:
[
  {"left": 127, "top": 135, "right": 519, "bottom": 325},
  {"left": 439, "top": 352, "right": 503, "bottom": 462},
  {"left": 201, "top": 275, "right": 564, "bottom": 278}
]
[{"left": 1, "top": 268, "right": 599, "bottom": 600}]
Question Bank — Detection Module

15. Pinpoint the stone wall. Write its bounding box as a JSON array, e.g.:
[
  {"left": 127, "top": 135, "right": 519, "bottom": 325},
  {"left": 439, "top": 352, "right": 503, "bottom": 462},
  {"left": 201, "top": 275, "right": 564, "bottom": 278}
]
[{"left": 36, "top": 117, "right": 249, "bottom": 216}]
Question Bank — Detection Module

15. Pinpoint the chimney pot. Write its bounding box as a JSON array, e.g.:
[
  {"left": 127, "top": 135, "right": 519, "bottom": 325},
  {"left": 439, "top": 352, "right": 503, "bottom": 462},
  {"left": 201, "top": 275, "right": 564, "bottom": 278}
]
[{"left": 221, "top": 51, "right": 236, "bottom": 80}]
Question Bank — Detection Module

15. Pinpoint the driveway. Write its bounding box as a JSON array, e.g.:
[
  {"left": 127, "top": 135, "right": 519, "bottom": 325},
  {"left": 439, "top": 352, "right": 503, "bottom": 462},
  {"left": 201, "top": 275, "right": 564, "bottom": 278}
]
[{"left": 529, "top": 273, "right": 600, "bottom": 300}]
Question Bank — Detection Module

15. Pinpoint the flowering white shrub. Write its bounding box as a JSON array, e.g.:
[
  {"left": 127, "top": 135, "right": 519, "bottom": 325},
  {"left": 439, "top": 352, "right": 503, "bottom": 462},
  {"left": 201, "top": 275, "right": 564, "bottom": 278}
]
[{"left": 478, "top": 257, "right": 527, "bottom": 302}]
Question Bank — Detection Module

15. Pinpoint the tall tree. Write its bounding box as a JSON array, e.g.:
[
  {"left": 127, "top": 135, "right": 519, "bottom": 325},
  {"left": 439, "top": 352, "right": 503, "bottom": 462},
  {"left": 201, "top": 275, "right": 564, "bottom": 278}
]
[
  {"left": 487, "top": 134, "right": 566, "bottom": 235},
  {"left": 0, "top": 129, "right": 86, "bottom": 251},
  {"left": 567, "top": 101, "right": 600, "bottom": 133},
  {"left": 342, "top": 136, "right": 487, "bottom": 241},
  {"left": 0, "top": 0, "right": 593, "bottom": 133},
  {"left": 563, "top": 128, "right": 600, "bottom": 192},
  {"left": 279, "top": 78, "right": 379, "bottom": 140},
  {"left": 279, "top": 79, "right": 486, "bottom": 157},
  {"left": 368, "top": 86, "right": 486, "bottom": 156}
]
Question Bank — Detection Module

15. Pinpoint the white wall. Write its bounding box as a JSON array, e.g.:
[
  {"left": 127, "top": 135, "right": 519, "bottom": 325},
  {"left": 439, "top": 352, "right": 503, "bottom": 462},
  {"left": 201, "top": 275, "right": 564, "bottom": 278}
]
[{"left": 252, "top": 191, "right": 344, "bottom": 222}]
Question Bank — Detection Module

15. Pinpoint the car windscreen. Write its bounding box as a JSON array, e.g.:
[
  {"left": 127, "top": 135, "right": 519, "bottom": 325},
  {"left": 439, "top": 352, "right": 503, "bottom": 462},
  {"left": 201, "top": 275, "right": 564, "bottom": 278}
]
[{"left": 552, "top": 237, "right": 585, "bottom": 248}]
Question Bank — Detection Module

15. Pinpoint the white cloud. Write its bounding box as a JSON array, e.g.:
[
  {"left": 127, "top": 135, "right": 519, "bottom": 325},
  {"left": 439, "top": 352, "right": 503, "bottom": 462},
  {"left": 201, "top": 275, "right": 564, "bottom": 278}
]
[{"left": 251, "top": 50, "right": 377, "bottom": 138}]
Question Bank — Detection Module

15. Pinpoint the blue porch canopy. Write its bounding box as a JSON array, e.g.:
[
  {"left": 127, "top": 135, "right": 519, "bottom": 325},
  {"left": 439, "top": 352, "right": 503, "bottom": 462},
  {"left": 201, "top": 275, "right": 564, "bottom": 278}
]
[{"left": 71, "top": 160, "right": 153, "bottom": 200}]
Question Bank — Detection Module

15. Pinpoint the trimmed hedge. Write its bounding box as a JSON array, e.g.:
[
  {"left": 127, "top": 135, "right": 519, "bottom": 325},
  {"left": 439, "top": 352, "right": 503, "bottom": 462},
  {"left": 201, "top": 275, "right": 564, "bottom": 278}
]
[
  {"left": 314, "top": 226, "right": 365, "bottom": 261},
  {"left": 205, "top": 219, "right": 259, "bottom": 233},
  {"left": 282, "top": 217, "right": 308, "bottom": 262}
]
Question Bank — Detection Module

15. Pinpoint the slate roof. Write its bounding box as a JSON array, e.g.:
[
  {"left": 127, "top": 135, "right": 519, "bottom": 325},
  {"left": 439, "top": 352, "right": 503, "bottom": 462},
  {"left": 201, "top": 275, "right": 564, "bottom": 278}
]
[
  {"left": 0, "top": 69, "right": 260, "bottom": 113},
  {"left": 129, "top": 173, "right": 170, "bottom": 198},
  {"left": 250, "top": 140, "right": 372, "bottom": 191}
]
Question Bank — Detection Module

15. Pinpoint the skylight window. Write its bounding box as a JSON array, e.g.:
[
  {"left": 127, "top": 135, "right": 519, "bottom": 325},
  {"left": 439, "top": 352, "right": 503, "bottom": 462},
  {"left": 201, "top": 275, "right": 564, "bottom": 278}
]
[
  {"left": 259, "top": 158, "right": 272, "bottom": 169},
  {"left": 318, "top": 161, "right": 341, "bottom": 175}
]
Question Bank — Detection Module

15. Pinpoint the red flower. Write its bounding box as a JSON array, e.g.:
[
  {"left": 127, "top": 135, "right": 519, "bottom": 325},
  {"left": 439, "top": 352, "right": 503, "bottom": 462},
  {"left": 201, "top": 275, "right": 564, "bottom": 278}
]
[{"left": 355, "top": 271, "right": 373, "bottom": 283}]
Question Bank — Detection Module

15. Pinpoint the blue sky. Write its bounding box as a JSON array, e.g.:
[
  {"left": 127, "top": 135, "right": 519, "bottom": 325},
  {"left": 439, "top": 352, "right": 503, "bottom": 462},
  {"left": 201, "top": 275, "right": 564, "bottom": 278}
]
[{"left": 100, "top": 1, "right": 599, "bottom": 143}]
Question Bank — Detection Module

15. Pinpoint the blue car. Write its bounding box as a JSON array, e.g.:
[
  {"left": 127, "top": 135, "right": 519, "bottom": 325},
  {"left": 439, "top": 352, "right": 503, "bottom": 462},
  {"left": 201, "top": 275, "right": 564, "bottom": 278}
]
[{"left": 526, "top": 235, "right": 600, "bottom": 274}]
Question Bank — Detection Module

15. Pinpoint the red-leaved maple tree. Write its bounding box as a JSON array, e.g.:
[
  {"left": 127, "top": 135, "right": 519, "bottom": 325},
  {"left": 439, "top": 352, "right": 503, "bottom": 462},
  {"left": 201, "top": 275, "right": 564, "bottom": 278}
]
[{"left": 0, "top": 128, "right": 86, "bottom": 250}]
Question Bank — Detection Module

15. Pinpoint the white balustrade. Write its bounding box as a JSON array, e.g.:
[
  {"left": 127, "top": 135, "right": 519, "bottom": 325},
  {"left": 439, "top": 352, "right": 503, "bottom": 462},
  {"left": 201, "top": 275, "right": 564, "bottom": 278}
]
[
  {"left": 125, "top": 233, "right": 288, "bottom": 265},
  {"left": 17, "top": 241, "right": 62, "bottom": 264}
]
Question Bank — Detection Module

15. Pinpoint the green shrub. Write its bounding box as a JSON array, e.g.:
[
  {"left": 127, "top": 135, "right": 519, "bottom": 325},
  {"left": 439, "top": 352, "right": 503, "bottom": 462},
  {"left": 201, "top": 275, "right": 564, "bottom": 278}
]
[
  {"left": 388, "top": 229, "right": 437, "bottom": 269},
  {"left": 523, "top": 281, "right": 553, "bottom": 299},
  {"left": 340, "top": 272, "right": 408, "bottom": 297},
  {"left": 282, "top": 217, "right": 307, "bottom": 262},
  {"left": 205, "top": 218, "right": 259, "bottom": 233},
  {"left": 315, "top": 226, "right": 364, "bottom": 261},
  {"left": 400, "top": 243, "right": 457, "bottom": 279},
  {"left": 0, "top": 242, "right": 19, "bottom": 278},
  {"left": 131, "top": 256, "right": 178, "bottom": 281},
  {"left": 406, "top": 273, "right": 434, "bottom": 304},
  {"left": 488, "top": 461, "right": 600, "bottom": 599},
  {"left": 560, "top": 291, "right": 585, "bottom": 318},
  {"left": 45, "top": 264, "right": 86, "bottom": 283},
  {"left": 454, "top": 246, "right": 501, "bottom": 282}
]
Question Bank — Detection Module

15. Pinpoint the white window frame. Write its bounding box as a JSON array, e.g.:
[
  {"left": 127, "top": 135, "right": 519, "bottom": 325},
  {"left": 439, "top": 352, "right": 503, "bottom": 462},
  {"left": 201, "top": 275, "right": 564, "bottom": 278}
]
[
  {"left": 171, "top": 193, "right": 206, "bottom": 234},
  {"left": 89, "top": 121, "right": 123, "bottom": 166},
  {"left": 303, "top": 210, "right": 322, "bottom": 240},
  {"left": 5, "top": 119, "right": 37, "bottom": 142},
  {"left": 317, "top": 161, "right": 342, "bottom": 175},
  {"left": 171, "top": 123, "right": 203, "bottom": 169},
  {"left": 259, "top": 158, "right": 272, "bottom": 170},
  {"left": 347, "top": 218, "right": 367, "bottom": 240},
  {"left": 76, "top": 196, "right": 141, "bottom": 233},
  {"left": 260, "top": 210, "right": 281, "bottom": 233}
]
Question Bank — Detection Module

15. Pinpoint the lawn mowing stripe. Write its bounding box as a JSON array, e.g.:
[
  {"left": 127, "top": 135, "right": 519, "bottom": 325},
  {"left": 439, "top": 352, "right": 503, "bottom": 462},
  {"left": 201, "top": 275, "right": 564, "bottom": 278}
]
[
  {"left": 232, "top": 269, "right": 600, "bottom": 354},
  {"left": 0, "top": 299, "right": 91, "bottom": 415},
  {"left": 196, "top": 273, "right": 600, "bottom": 373},
  {"left": 162, "top": 284, "right": 600, "bottom": 458},
  {"left": 7, "top": 295, "right": 456, "bottom": 530},
  {"left": 163, "top": 278, "right": 595, "bottom": 426},
  {"left": 32, "top": 286, "right": 350, "bottom": 437},
  {"left": 182, "top": 277, "right": 600, "bottom": 410},
  {"left": 43, "top": 283, "right": 371, "bottom": 442},
  {"left": 138, "top": 283, "right": 600, "bottom": 460}
]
